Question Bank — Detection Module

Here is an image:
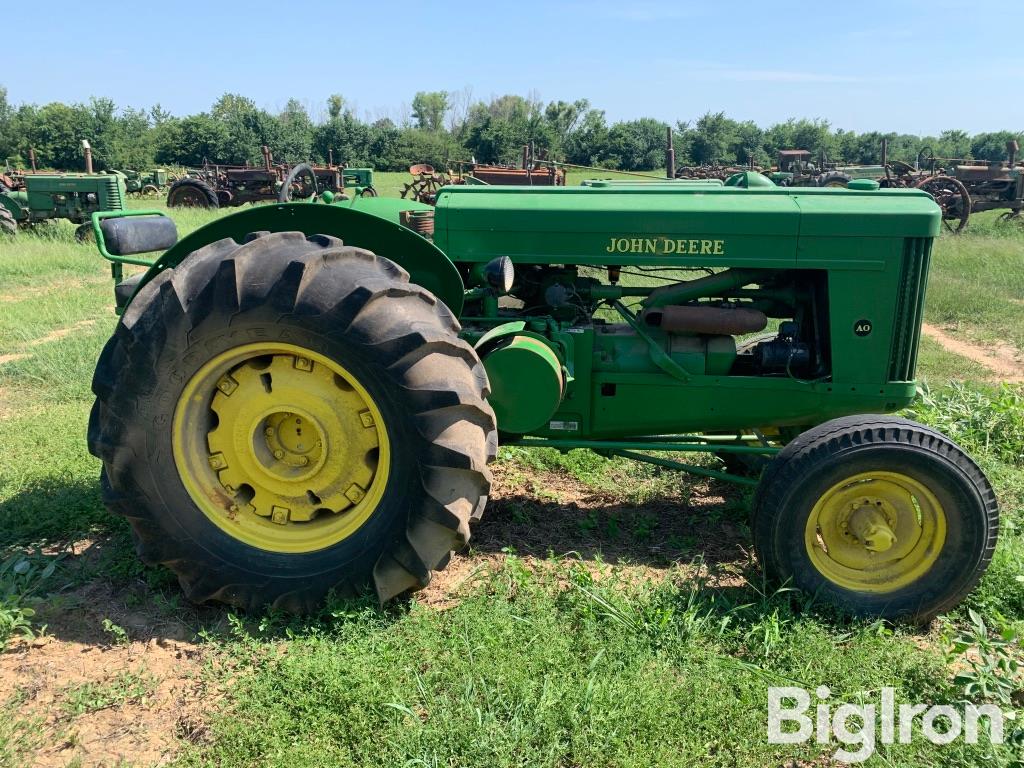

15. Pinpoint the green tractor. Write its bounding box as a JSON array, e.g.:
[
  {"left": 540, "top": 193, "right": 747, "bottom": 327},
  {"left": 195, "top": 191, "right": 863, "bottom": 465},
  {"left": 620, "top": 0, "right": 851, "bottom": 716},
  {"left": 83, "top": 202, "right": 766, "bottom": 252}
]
[
  {"left": 0, "top": 171, "right": 127, "bottom": 239},
  {"left": 768, "top": 149, "right": 886, "bottom": 188},
  {"left": 111, "top": 168, "right": 171, "bottom": 198},
  {"left": 86, "top": 174, "right": 997, "bottom": 621}
]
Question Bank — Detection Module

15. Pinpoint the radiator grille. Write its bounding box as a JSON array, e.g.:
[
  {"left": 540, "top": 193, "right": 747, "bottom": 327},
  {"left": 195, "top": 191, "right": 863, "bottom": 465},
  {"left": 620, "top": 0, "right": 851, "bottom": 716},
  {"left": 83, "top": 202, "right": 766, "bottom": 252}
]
[
  {"left": 99, "top": 175, "right": 126, "bottom": 211},
  {"left": 888, "top": 237, "right": 932, "bottom": 382}
]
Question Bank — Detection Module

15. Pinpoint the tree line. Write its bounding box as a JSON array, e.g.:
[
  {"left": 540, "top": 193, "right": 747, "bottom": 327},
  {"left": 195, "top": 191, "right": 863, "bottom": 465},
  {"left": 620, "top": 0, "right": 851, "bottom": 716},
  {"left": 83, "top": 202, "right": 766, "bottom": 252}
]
[{"left": 1, "top": 86, "right": 1020, "bottom": 174}]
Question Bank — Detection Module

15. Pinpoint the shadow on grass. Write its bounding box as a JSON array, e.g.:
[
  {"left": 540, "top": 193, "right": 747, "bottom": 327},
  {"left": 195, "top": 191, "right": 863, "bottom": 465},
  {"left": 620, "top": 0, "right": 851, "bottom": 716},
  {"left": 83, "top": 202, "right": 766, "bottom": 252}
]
[
  {"left": 471, "top": 485, "right": 753, "bottom": 568},
  {"left": 0, "top": 475, "right": 778, "bottom": 647}
]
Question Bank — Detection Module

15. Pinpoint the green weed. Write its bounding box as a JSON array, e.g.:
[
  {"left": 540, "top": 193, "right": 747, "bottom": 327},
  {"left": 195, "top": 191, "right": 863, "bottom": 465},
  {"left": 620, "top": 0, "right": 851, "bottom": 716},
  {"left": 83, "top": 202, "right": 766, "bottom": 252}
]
[{"left": 61, "top": 671, "right": 155, "bottom": 716}]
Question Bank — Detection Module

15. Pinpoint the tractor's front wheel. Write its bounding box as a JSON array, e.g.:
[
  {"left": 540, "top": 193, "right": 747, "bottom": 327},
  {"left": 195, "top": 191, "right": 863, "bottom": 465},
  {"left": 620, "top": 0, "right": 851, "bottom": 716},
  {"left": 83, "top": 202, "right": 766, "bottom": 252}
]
[
  {"left": 74, "top": 223, "right": 95, "bottom": 243},
  {"left": 88, "top": 232, "right": 496, "bottom": 612},
  {"left": 753, "top": 415, "right": 998, "bottom": 621}
]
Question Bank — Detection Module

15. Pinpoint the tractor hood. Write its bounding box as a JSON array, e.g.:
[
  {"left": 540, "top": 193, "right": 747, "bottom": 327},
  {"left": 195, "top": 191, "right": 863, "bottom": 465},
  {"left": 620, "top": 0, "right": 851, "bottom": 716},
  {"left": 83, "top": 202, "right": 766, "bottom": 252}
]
[{"left": 433, "top": 185, "right": 941, "bottom": 269}]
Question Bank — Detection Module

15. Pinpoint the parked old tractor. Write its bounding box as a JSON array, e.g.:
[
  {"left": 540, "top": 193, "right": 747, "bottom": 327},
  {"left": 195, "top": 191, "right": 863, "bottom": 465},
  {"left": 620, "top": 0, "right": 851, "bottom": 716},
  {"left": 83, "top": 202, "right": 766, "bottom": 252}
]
[
  {"left": 0, "top": 171, "right": 126, "bottom": 239},
  {"left": 767, "top": 150, "right": 887, "bottom": 188},
  {"left": 86, "top": 174, "right": 997, "bottom": 621},
  {"left": 111, "top": 168, "right": 172, "bottom": 198},
  {"left": 913, "top": 140, "right": 1024, "bottom": 233},
  {"left": 168, "top": 148, "right": 376, "bottom": 209}
]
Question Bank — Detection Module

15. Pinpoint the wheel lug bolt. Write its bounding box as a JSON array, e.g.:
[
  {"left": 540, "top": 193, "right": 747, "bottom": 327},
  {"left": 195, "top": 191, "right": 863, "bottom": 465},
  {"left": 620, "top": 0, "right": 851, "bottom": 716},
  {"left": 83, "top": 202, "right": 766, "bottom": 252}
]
[
  {"left": 274, "top": 449, "right": 284, "bottom": 459},
  {"left": 265, "top": 427, "right": 274, "bottom": 437}
]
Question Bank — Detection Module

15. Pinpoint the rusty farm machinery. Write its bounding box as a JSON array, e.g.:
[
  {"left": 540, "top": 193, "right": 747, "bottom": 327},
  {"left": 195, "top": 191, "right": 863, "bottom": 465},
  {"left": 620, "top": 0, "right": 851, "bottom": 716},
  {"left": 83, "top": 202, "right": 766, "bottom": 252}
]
[{"left": 168, "top": 146, "right": 377, "bottom": 209}]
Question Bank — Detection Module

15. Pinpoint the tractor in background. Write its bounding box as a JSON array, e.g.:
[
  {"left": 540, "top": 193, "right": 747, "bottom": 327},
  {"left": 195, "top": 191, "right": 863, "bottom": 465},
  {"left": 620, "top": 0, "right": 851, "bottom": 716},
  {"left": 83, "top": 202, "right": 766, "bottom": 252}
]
[
  {"left": 168, "top": 147, "right": 376, "bottom": 209},
  {"left": 0, "top": 140, "right": 128, "bottom": 240},
  {"left": 766, "top": 149, "right": 887, "bottom": 188},
  {"left": 913, "top": 140, "right": 1024, "bottom": 233},
  {"left": 0, "top": 171, "right": 126, "bottom": 240},
  {"left": 111, "top": 168, "right": 172, "bottom": 198}
]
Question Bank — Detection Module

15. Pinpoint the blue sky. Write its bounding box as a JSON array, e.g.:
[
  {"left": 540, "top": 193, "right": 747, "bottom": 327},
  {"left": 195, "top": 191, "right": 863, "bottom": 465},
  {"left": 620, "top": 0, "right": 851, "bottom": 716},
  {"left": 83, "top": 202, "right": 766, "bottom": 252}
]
[{"left": 8, "top": 0, "right": 1023, "bottom": 134}]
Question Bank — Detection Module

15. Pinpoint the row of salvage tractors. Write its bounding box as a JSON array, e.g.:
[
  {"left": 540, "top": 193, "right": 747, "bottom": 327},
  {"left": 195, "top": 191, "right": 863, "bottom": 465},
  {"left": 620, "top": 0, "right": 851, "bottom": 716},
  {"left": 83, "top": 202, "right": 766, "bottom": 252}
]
[
  {"left": 674, "top": 137, "right": 1024, "bottom": 232},
  {"left": 79, "top": 158, "right": 1000, "bottom": 622},
  {"left": 0, "top": 143, "right": 380, "bottom": 237}
]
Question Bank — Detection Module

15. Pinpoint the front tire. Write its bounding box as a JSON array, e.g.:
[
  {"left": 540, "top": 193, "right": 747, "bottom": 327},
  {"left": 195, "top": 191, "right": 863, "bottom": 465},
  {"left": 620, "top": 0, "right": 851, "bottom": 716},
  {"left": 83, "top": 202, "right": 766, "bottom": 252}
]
[
  {"left": 88, "top": 232, "right": 496, "bottom": 612},
  {"left": 753, "top": 415, "right": 998, "bottom": 621}
]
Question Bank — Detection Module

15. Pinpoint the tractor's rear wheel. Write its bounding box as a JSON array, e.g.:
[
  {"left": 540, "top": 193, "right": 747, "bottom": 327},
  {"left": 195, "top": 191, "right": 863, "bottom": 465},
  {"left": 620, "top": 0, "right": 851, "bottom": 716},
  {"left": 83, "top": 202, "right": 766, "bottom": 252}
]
[
  {"left": 166, "top": 178, "right": 219, "bottom": 209},
  {"left": 916, "top": 175, "right": 971, "bottom": 234},
  {"left": 752, "top": 415, "right": 997, "bottom": 621},
  {"left": 818, "top": 172, "right": 851, "bottom": 188},
  {"left": 0, "top": 205, "right": 16, "bottom": 236},
  {"left": 88, "top": 232, "right": 496, "bottom": 612}
]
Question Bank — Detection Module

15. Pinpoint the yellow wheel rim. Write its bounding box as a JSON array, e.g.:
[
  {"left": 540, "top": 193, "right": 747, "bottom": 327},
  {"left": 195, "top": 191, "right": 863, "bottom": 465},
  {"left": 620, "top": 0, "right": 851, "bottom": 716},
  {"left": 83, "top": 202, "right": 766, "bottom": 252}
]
[
  {"left": 172, "top": 343, "right": 391, "bottom": 553},
  {"left": 804, "top": 471, "right": 946, "bottom": 593}
]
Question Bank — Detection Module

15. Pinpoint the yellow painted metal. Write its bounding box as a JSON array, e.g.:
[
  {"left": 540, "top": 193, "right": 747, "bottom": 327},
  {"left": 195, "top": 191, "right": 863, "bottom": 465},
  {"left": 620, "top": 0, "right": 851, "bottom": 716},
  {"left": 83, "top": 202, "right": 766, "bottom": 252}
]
[
  {"left": 172, "top": 343, "right": 391, "bottom": 553},
  {"left": 804, "top": 471, "right": 946, "bottom": 593}
]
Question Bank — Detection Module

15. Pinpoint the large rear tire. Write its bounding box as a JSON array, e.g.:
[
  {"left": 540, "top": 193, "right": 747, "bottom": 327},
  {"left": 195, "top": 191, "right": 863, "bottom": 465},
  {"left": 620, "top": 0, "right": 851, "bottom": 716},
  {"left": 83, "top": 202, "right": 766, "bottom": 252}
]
[
  {"left": 753, "top": 415, "right": 998, "bottom": 621},
  {"left": 0, "top": 205, "right": 16, "bottom": 236},
  {"left": 88, "top": 232, "right": 496, "bottom": 612},
  {"left": 818, "top": 172, "right": 851, "bottom": 188},
  {"left": 166, "top": 178, "right": 219, "bottom": 209}
]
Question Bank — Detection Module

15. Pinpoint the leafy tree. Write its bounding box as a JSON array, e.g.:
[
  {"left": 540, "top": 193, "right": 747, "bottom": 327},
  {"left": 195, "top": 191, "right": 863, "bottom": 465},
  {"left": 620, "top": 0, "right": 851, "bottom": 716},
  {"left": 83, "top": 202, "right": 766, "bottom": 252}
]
[
  {"left": 463, "top": 95, "right": 551, "bottom": 164},
  {"left": 0, "top": 86, "right": 14, "bottom": 162},
  {"left": 150, "top": 103, "right": 172, "bottom": 125},
  {"left": 155, "top": 113, "right": 227, "bottom": 166},
  {"left": 688, "top": 112, "right": 737, "bottom": 164},
  {"left": 327, "top": 94, "right": 345, "bottom": 121},
  {"left": 606, "top": 118, "right": 668, "bottom": 171},
  {"left": 278, "top": 99, "right": 313, "bottom": 162},
  {"left": 411, "top": 91, "right": 449, "bottom": 132},
  {"left": 565, "top": 109, "right": 610, "bottom": 166},
  {"left": 23, "top": 103, "right": 90, "bottom": 170},
  {"left": 970, "top": 131, "right": 1023, "bottom": 162},
  {"left": 936, "top": 129, "right": 971, "bottom": 161},
  {"left": 211, "top": 93, "right": 282, "bottom": 164},
  {"left": 544, "top": 99, "right": 589, "bottom": 156}
]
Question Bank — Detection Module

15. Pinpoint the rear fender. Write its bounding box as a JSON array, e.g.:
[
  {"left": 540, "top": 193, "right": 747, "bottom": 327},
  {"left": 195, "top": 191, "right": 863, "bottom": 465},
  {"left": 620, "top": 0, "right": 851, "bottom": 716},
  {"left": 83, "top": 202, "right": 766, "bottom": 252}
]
[
  {"left": 127, "top": 202, "right": 464, "bottom": 314},
  {"left": 0, "top": 192, "right": 26, "bottom": 220}
]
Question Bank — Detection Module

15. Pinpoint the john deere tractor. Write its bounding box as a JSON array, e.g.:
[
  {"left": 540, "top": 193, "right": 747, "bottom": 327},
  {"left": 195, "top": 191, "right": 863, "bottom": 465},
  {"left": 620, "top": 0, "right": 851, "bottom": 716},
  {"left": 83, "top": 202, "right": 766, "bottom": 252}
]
[
  {"left": 86, "top": 174, "right": 998, "bottom": 620},
  {"left": 0, "top": 172, "right": 126, "bottom": 239}
]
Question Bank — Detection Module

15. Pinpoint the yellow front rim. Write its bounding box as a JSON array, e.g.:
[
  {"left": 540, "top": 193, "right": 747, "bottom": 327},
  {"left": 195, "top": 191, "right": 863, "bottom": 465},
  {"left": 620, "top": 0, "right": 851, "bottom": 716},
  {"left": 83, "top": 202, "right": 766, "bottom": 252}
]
[
  {"left": 172, "top": 343, "right": 391, "bottom": 553},
  {"left": 804, "top": 471, "right": 946, "bottom": 593}
]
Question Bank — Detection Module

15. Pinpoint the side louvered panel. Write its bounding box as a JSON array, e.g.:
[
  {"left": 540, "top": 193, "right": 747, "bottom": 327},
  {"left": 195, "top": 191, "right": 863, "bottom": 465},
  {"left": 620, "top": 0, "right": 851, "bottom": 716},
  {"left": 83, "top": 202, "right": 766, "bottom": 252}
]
[{"left": 888, "top": 238, "right": 932, "bottom": 382}]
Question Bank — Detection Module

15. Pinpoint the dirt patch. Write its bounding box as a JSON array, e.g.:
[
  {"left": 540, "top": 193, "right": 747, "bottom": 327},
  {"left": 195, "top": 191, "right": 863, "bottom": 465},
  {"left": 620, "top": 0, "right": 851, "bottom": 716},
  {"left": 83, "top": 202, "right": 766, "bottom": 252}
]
[
  {"left": 0, "top": 275, "right": 108, "bottom": 304},
  {"left": 0, "top": 581, "right": 212, "bottom": 768},
  {"left": 27, "top": 319, "right": 97, "bottom": 347},
  {"left": 0, "top": 353, "right": 29, "bottom": 366},
  {"left": 921, "top": 323, "right": 1024, "bottom": 383},
  {"left": 0, "top": 386, "right": 23, "bottom": 418}
]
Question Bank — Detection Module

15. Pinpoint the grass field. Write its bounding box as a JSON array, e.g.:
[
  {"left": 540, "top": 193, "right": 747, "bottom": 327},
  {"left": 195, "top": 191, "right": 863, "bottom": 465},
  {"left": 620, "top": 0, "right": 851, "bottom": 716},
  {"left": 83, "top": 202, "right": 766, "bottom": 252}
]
[{"left": 0, "top": 187, "right": 1022, "bottom": 767}]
